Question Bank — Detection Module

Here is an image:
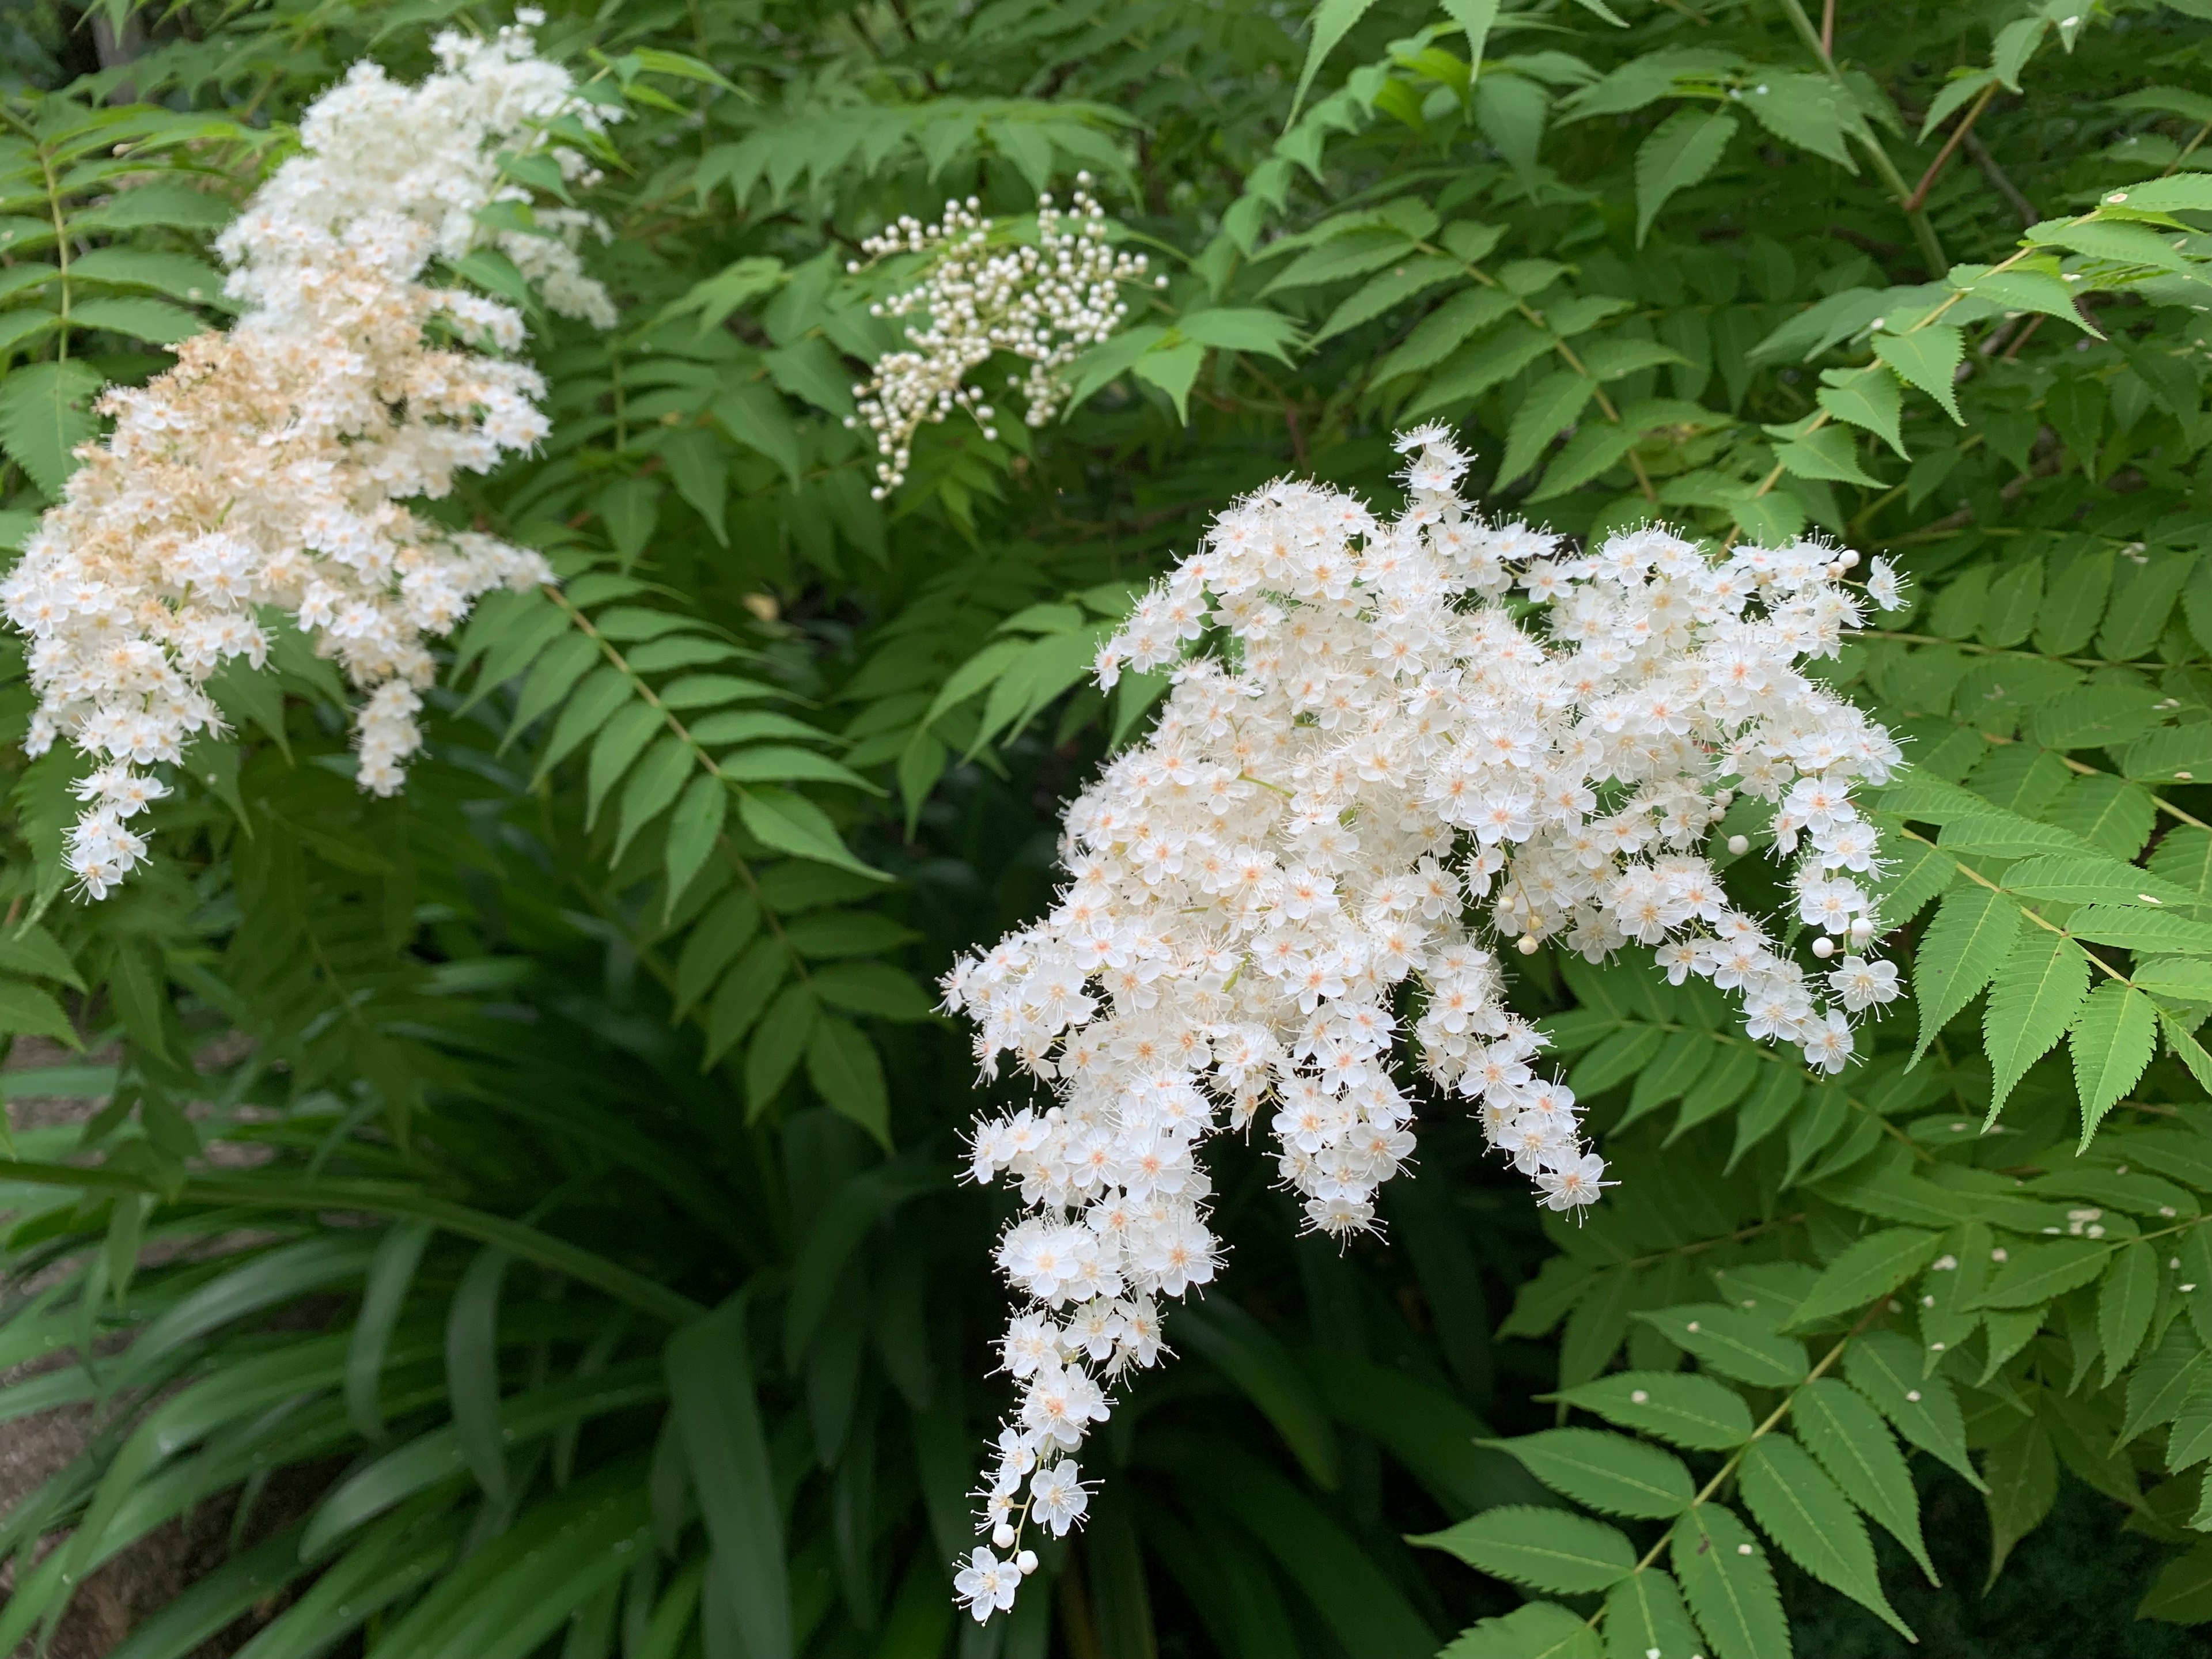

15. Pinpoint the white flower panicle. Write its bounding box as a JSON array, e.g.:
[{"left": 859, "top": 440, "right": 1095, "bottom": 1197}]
[
  {"left": 844, "top": 177, "right": 1161, "bottom": 497},
  {"left": 0, "top": 14, "right": 614, "bottom": 899},
  {"left": 938, "top": 426, "right": 1907, "bottom": 1620}
]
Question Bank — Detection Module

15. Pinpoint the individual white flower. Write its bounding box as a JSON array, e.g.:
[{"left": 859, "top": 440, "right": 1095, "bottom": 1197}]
[
  {"left": 939, "top": 429, "right": 1898, "bottom": 1620},
  {"left": 2, "top": 19, "right": 613, "bottom": 899},
  {"left": 1028, "top": 1460, "right": 1089, "bottom": 1535},
  {"left": 1828, "top": 955, "right": 1902, "bottom": 1012},
  {"left": 953, "top": 1549, "right": 1019, "bottom": 1622},
  {"left": 1865, "top": 556, "right": 1906, "bottom": 611}
]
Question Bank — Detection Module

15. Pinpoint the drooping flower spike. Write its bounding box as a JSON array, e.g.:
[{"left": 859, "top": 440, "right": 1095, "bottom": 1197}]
[
  {"left": 941, "top": 425, "right": 1906, "bottom": 1619},
  {"left": 1, "top": 14, "right": 612, "bottom": 897}
]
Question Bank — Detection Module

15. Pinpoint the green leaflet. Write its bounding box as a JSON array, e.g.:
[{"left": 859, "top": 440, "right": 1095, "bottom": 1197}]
[
  {"left": 1637, "top": 1304, "right": 1807, "bottom": 1387},
  {"left": 2070, "top": 981, "right": 2157, "bottom": 1146},
  {"left": 1844, "top": 1331, "right": 1982, "bottom": 1489},
  {"left": 1486, "top": 1428, "right": 1694, "bottom": 1518},
  {"left": 1414, "top": 1505, "right": 1636, "bottom": 1596},
  {"left": 1791, "top": 1377, "right": 1935, "bottom": 1582},
  {"left": 1740, "top": 1435, "right": 1912, "bottom": 1637},
  {"left": 1912, "top": 884, "right": 2023, "bottom": 1062},
  {"left": 1787, "top": 1228, "right": 1942, "bottom": 1329},
  {"left": 1983, "top": 932, "right": 2091, "bottom": 1121},
  {"left": 1669, "top": 1503, "right": 1787, "bottom": 1659},
  {"left": 1634, "top": 108, "right": 1737, "bottom": 244}
]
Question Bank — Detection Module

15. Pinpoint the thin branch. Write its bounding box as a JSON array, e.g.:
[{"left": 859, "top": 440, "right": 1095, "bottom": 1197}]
[
  {"left": 1906, "top": 82, "right": 1998, "bottom": 214},
  {"left": 1963, "top": 131, "right": 2038, "bottom": 226}
]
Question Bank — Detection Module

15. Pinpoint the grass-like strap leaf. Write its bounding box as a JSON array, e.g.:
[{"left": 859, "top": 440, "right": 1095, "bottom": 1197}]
[
  {"left": 1636, "top": 1304, "right": 1808, "bottom": 1387},
  {"left": 1304, "top": 1349, "right": 1535, "bottom": 1516},
  {"left": 105, "top": 1521, "right": 309, "bottom": 1659},
  {"left": 1983, "top": 931, "right": 2091, "bottom": 1120},
  {"left": 1786, "top": 1228, "right": 1941, "bottom": 1330},
  {"left": 1791, "top": 1377, "right": 1936, "bottom": 1583},
  {"left": 1485, "top": 1427, "right": 1694, "bottom": 1518},
  {"left": 1843, "top": 1330, "right": 1982, "bottom": 1488},
  {"left": 1179, "top": 1298, "right": 1341, "bottom": 1490},
  {"left": 1189, "top": 1439, "right": 1439, "bottom": 1658},
  {"left": 1912, "top": 884, "right": 2022, "bottom": 1062},
  {"left": 345, "top": 1219, "right": 433, "bottom": 1444},
  {"left": 1412, "top": 1505, "right": 1635, "bottom": 1595},
  {"left": 2069, "top": 980, "right": 2156, "bottom": 1146},
  {"left": 1552, "top": 1370, "right": 1753, "bottom": 1450},
  {"left": 2098, "top": 1240, "right": 2159, "bottom": 1382},
  {"left": 307, "top": 1359, "right": 665, "bottom": 1556},
  {"left": 360, "top": 1458, "right": 652, "bottom": 1659},
  {"left": 446, "top": 1244, "right": 513, "bottom": 1503},
  {"left": 1741, "top": 1434, "right": 1913, "bottom": 1637},
  {"left": 667, "top": 1293, "right": 789, "bottom": 1659},
  {"left": 1668, "top": 1503, "right": 1788, "bottom": 1659},
  {"left": 116, "top": 1234, "right": 377, "bottom": 1389}
]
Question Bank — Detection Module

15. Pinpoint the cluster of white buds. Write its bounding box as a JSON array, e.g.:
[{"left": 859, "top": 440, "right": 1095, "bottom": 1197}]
[
  {"left": 844, "top": 175, "right": 1160, "bottom": 497},
  {"left": 0, "top": 16, "right": 615, "bottom": 897},
  {"left": 940, "top": 426, "right": 1908, "bottom": 1620}
]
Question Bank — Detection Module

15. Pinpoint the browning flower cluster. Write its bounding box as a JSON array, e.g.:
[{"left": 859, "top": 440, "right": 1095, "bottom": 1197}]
[{"left": 1, "top": 14, "right": 612, "bottom": 896}]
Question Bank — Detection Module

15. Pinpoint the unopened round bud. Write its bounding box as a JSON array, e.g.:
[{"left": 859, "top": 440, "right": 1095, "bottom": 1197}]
[
  {"left": 1017, "top": 1551, "right": 1039, "bottom": 1574},
  {"left": 1516, "top": 934, "right": 1539, "bottom": 956},
  {"left": 991, "top": 1523, "right": 1016, "bottom": 1550},
  {"left": 1839, "top": 550, "right": 1859, "bottom": 568},
  {"left": 1812, "top": 936, "right": 1835, "bottom": 959},
  {"left": 1726, "top": 834, "right": 1750, "bottom": 856},
  {"left": 1850, "top": 918, "right": 1876, "bottom": 944}
]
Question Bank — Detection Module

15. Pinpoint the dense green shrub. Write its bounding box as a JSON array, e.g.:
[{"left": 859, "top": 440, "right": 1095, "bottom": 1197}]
[{"left": 5, "top": 2, "right": 2212, "bottom": 1656}]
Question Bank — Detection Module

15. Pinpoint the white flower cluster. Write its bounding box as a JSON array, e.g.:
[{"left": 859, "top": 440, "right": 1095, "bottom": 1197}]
[
  {"left": 0, "top": 16, "right": 614, "bottom": 897},
  {"left": 844, "top": 177, "right": 1160, "bottom": 497},
  {"left": 940, "top": 426, "right": 1907, "bottom": 1620}
]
